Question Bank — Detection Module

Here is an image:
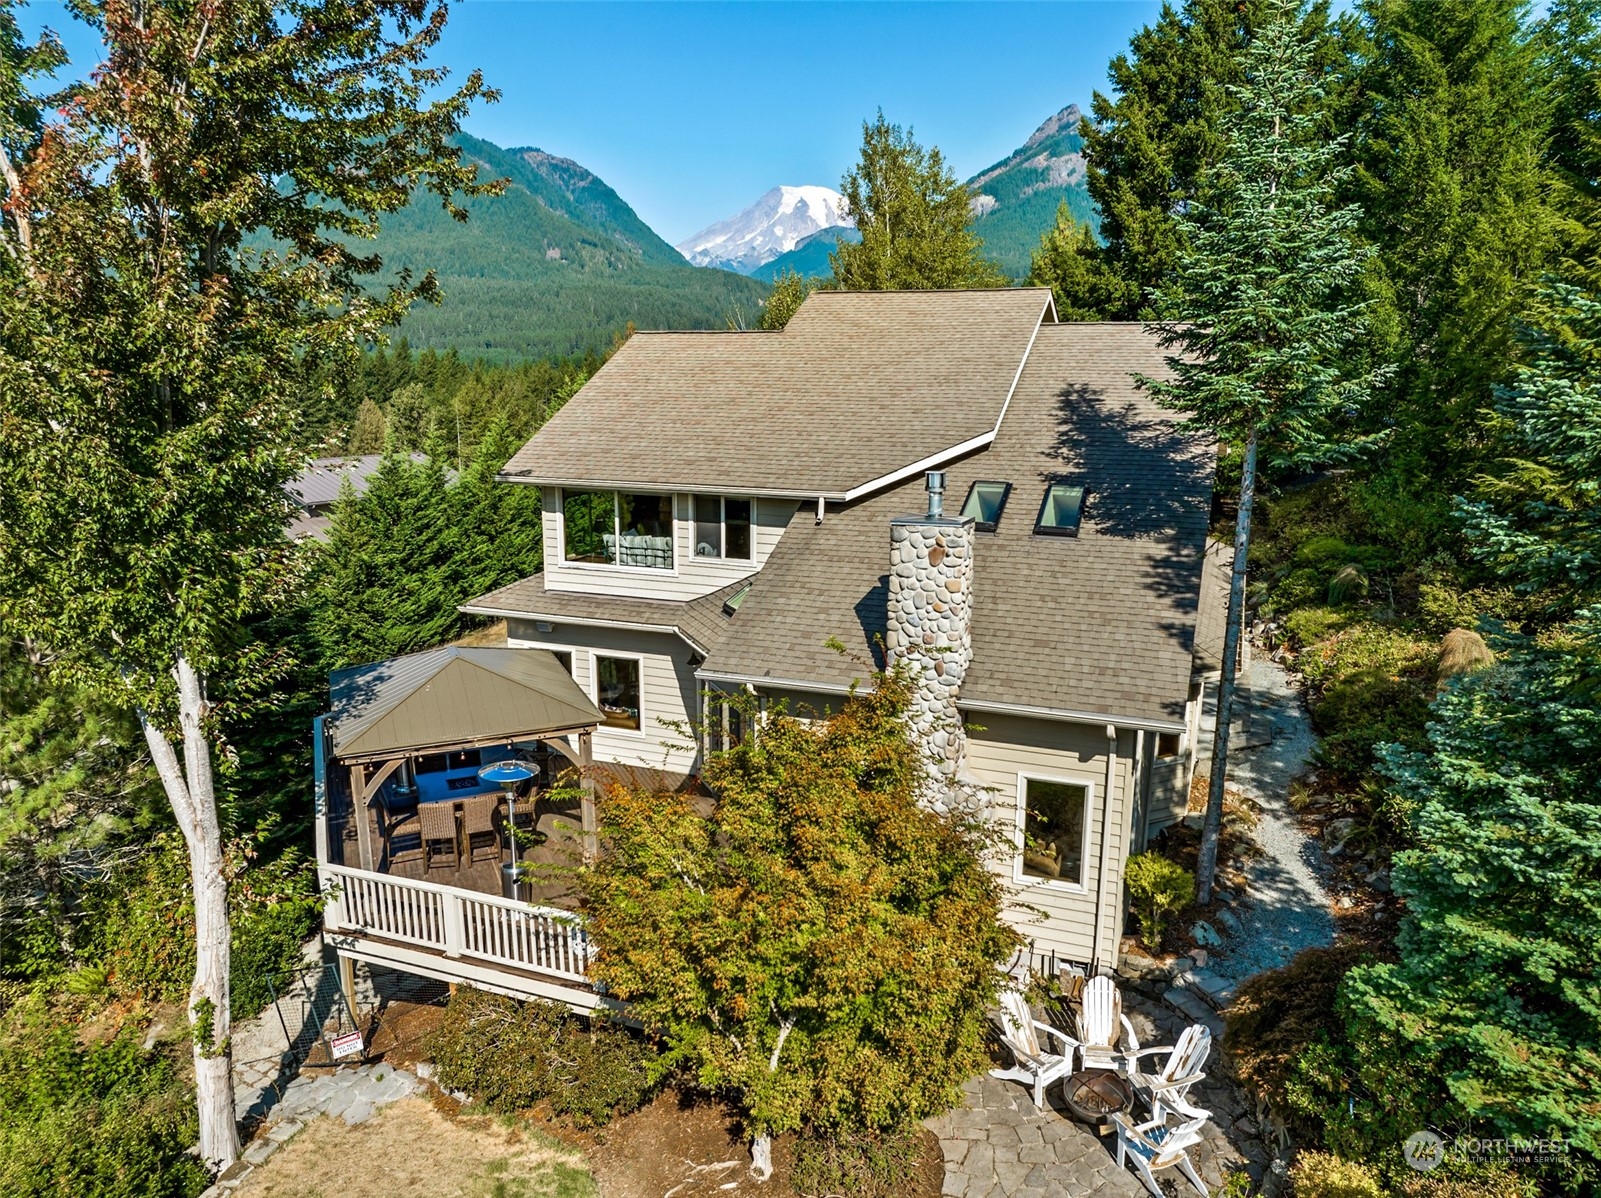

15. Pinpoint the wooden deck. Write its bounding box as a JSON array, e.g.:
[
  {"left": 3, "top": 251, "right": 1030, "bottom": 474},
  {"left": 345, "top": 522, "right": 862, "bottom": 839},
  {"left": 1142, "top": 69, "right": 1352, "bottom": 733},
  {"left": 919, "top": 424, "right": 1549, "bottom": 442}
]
[{"left": 333, "top": 791, "right": 585, "bottom": 911}]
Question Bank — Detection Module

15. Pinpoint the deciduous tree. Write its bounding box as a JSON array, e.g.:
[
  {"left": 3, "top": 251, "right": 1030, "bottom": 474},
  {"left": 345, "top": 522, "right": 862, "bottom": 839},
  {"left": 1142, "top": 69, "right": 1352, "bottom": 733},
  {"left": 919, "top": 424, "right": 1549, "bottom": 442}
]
[{"left": 0, "top": 0, "right": 494, "bottom": 1169}]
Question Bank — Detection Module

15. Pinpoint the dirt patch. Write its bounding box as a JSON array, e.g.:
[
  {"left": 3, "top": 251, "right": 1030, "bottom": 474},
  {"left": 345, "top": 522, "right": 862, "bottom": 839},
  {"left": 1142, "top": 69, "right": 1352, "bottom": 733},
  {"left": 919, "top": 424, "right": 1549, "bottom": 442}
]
[
  {"left": 363, "top": 999, "right": 448, "bottom": 1071},
  {"left": 583, "top": 1089, "right": 941, "bottom": 1198},
  {"left": 235, "top": 1095, "right": 594, "bottom": 1198}
]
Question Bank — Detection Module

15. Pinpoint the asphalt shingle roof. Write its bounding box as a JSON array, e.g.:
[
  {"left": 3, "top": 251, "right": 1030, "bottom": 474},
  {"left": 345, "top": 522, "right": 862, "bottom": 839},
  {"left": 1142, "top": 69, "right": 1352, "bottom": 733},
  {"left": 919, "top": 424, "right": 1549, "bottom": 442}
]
[
  {"left": 700, "top": 322, "right": 1215, "bottom": 725},
  {"left": 499, "top": 288, "right": 1056, "bottom": 500},
  {"left": 460, "top": 576, "right": 751, "bottom": 657}
]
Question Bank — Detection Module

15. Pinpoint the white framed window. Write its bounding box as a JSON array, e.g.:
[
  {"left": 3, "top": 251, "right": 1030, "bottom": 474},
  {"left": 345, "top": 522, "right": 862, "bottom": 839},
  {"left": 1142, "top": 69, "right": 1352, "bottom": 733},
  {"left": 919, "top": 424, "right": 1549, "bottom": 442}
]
[
  {"left": 560, "top": 489, "right": 676, "bottom": 571},
  {"left": 591, "top": 652, "right": 644, "bottom": 732},
  {"left": 692, "top": 495, "right": 753, "bottom": 560},
  {"left": 1015, "top": 773, "right": 1092, "bottom": 889}
]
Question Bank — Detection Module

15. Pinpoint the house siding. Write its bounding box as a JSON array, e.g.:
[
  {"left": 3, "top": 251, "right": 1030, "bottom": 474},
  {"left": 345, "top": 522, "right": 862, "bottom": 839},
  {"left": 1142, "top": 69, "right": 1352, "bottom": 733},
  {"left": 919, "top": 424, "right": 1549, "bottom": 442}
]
[
  {"left": 964, "top": 713, "right": 1135, "bottom": 972},
  {"left": 542, "top": 492, "right": 797, "bottom": 601},
  {"left": 505, "top": 619, "right": 700, "bottom": 779}
]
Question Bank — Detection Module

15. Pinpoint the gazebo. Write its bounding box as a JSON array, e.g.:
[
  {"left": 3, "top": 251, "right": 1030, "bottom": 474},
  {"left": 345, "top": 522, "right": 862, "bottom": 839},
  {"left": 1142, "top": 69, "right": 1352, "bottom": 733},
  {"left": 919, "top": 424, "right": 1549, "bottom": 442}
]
[{"left": 312, "top": 645, "right": 608, "bottom": 1011}]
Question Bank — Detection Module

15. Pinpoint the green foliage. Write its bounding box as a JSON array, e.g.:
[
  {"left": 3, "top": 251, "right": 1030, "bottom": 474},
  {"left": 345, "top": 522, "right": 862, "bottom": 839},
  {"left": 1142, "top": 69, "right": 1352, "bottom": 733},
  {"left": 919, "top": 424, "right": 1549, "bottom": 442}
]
[
  {"left": 89, "top": 832, "right": 318, "bottom": 1020},
  {"left": 1289, "top": 1152, "right": 1384, "bottom": 1198},
  {"left": 1025, "top": 203, "right": 1125, "bottom": 321},
  {"left": 829, "top": 111, "right": 1008, "bottom": 291},
  {"left": 789, "top": 1124, "right": 927, "bottom": 1198},
  {"left": 425, "top": 987, "right": 656, "bottom": 1127},
  {"left": 579, "top": 670, "right": 1020, "bottom": 1139},
  {"left": 0, "top": 995, "right": 208, "bottom": 1197},
  {"left": 1123, "top": 852, "right": 1195, "bottom": 946},
  {"left": 758, "top": 269, "right": 814, "bottom": 331}
]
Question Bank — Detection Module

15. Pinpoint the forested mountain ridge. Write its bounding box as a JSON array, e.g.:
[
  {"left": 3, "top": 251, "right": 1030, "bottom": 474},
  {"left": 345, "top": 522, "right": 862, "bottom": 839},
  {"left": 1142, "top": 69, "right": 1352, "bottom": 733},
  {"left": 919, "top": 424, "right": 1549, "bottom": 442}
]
[
  {"left": 371, "top": 134, "right": 768, "bottom": 360},
  {"left": 966, "top": 104, "right": 1095, "bottom": 279}
]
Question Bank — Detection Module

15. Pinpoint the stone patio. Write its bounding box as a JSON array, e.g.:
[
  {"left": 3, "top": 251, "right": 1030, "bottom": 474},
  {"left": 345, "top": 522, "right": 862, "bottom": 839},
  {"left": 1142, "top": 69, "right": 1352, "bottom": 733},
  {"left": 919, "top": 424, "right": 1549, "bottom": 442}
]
[{"left": 928, "top": 992, "right": 1273, "bottom": 1197}]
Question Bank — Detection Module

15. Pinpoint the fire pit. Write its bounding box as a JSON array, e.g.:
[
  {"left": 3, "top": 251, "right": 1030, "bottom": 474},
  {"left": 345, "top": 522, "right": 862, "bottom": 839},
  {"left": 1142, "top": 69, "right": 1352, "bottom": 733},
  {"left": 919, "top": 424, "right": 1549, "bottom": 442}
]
[{"left": 1062, "top": 1068, "right": 1133, "bottom": 1126}]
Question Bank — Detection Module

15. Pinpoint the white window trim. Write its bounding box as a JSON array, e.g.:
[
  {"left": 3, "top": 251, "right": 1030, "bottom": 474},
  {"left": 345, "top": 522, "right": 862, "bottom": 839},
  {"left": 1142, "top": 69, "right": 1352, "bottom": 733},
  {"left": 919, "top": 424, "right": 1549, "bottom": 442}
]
[
  {"left": 590, "top": 649, "right": 648, "bottom": 738},
  {"left": 690, "top": 494, "right": 755, "bottom": 563},
  {"left": 556, "top": 488, "right": 681, "bottom": 577},
  {"left": 1013, "top": 772, "right": 1093, "bottom": 893}
]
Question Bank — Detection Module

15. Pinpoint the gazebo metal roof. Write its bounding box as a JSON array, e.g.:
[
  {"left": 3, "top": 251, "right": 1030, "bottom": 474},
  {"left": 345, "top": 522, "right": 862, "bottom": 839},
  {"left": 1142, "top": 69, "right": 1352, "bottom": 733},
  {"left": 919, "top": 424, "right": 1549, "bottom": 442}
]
[{"left": 327, "top": 646, "right": 601, "bottom": 763}]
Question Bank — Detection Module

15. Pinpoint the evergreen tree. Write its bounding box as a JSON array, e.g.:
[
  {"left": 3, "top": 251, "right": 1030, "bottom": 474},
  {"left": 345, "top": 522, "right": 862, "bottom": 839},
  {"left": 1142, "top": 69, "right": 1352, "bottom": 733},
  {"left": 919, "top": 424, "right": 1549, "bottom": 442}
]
[
  {"left": 1140, "top": 1, "right": 1379, "bottom": 899},
  {"left": 347, "top": 397, "right": 389, "bottom": 454},
  {"left": 1025, "top": 203, "right": 1124, "bottom": 321},
  {"left": 1339, "top": 279, "right": 1601, "bottom": 1169},
  {"left": 829, "top": 111, "right": 1007, "bottom": 290},
  {"left": 1344, "top": 0, "right": 1554, "bottom": 495},
  {"left": 1541, "top": 0, "right": 1601, "bottom": 286},
  {"left": 757, "top": 268, "right": 813, "bottom": 330}
]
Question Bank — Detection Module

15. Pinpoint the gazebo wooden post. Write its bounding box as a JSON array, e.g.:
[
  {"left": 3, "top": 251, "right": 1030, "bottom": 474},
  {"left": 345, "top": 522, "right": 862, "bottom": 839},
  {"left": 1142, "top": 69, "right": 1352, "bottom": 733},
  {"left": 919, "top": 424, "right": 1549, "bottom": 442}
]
[
  {"left": 349, "top": 764, "right": 374, "bottom": 871},
  {"left": 579, "top": 729, "right": 598, "bottom": 861}
]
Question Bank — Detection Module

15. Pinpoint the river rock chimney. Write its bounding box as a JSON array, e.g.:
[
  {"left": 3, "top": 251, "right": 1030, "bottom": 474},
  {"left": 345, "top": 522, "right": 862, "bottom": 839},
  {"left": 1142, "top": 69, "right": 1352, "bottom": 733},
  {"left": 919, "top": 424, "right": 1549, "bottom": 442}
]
[{"left": 886, "top": 471, "right": 975, "bottom": 814}]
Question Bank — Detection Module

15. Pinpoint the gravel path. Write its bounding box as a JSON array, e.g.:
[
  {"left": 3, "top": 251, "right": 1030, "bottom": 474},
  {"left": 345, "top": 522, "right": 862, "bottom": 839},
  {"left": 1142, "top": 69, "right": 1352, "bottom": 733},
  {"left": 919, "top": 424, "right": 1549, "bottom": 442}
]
[{"left": 1210, "top": 655, "right": 1335, "bottom": 982}]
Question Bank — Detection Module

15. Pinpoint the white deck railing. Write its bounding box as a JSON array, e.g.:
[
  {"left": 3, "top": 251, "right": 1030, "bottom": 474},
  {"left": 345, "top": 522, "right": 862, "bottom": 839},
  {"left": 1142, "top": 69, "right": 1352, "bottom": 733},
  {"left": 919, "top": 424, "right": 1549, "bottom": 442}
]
[{"left": 320, "top": 864, "right": 593, "bottom": 983}]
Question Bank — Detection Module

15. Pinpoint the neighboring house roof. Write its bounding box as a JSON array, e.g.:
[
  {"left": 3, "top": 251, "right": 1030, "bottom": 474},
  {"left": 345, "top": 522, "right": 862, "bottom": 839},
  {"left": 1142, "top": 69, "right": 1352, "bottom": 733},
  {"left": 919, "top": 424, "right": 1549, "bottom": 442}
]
[
  {"left": 327, "top": 645, "right": 600, "bottom": 762},
  {"left": 460, "top": 576, "right": 751, "bottom": 658},
  {"left": 285, "top": 453, "right": 434, "bottom": 541},
  {"left": 498, "top": 288, "right": 1058, "bottom": 501},
  {"left": 699, "top": 322, "right": 1214, "bottom": 728}
]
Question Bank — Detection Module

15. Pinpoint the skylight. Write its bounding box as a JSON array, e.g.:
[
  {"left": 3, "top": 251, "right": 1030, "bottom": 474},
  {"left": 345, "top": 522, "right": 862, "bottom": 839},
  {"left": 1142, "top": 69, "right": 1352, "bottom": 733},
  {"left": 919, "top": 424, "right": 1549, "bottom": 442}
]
[
  {"left": 960, "top": 481, "right": 1012, "bottom": 532},
  {"left": 1034, "top": 484, "right": 1086, "bottom": 537},
  {"left": 723, "top": 582, "right": 752, "bottom": 616}
]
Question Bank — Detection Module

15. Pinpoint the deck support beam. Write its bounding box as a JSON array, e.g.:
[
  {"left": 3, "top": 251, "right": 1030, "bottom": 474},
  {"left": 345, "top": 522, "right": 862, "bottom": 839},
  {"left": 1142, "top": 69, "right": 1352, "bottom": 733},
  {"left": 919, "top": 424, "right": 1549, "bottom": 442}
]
[{"left": 579, "top": 730, "right": 597, "bottom": 861}]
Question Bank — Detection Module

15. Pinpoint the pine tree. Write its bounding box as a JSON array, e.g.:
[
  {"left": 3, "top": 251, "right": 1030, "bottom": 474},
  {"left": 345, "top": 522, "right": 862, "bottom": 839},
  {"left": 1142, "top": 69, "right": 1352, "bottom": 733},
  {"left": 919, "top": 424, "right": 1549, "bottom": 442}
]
[
  {"left": 1541, "top": 0, "right": 1601, "bottom": 286},
  {"left": 1140, "top": 0, "right": 1380, "bottom": 899},
  {"left": 829, "top": 111, "right": 1007, "bottom": 290}
]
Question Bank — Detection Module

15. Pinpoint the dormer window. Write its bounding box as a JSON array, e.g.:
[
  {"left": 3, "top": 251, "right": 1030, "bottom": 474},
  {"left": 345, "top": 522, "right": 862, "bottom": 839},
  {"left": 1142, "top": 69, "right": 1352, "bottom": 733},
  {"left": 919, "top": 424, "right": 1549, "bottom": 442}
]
[
  {"left": 960, "top": 481, "right": 1012, "bottom": 531},
  {"left": 562, "top": 490, "right": 675, "bottom": 569},
  {"left": 1034, "top": 484, "right": 1086, "bottom": 537},
  {"left": 693, "top": 495, "right": 752, "bottom": 560}
]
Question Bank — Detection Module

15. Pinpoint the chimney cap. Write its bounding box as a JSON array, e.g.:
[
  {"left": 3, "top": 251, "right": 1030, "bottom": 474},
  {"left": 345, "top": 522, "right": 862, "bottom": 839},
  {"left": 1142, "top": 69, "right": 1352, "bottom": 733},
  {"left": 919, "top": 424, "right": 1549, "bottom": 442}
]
[{"left": 926, "top": 470, "right": 946, "bottom": 518}]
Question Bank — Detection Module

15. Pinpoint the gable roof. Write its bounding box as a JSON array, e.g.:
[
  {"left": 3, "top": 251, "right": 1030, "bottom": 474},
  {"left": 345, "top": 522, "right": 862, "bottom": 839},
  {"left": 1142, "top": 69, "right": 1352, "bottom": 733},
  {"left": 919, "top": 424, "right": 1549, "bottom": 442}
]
[
  {"left": 499, "top": 288, "right": 1056, "bottom": 501},
  {"left": 699, "top": 322, "right": 1214, "bottom": 727},
  {"left": 327, "top": 646, "right": 600, "bottom": 761}
]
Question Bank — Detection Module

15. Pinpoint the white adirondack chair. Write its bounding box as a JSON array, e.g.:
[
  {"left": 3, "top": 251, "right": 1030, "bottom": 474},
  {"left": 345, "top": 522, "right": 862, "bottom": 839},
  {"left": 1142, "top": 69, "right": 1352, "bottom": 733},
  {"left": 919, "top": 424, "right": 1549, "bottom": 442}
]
[
  {"left": 1111, "top": 1095, "right": 1212, "bottom": 1197},
  {"left": 1126, "top": 1023, "right": 1212, "bottom": 1122},
  {"left": 1076, "top": 975, "right": 1139, "bottom": 1071},
  {"left": 990, "top": 988, "right": 1078, "bottom": 1108}
]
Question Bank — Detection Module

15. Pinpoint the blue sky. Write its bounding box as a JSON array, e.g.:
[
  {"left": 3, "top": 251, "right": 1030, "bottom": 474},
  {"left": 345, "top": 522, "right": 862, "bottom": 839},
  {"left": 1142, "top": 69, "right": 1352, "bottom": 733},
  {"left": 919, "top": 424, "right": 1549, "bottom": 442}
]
[{"left": 22, "top": 0, "right": 1161, "bottom": 245}]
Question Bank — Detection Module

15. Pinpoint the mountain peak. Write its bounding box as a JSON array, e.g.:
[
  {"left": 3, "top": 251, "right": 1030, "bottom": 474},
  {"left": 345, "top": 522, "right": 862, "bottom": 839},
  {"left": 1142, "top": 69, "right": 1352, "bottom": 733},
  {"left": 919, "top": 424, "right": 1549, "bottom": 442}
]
[
  {"left": 677, "top": 185, "right": 852, "bottom": 274},
  {"left": 1024, "top": 104, "right": 1084, "bottom": 151}
]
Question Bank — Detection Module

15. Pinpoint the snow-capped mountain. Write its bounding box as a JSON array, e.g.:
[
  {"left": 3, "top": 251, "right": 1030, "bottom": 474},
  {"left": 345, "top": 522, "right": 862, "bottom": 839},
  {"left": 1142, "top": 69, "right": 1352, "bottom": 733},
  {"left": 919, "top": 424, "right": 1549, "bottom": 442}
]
[{"left": 676, "top": 185, "right": 852, "bottom": 274}]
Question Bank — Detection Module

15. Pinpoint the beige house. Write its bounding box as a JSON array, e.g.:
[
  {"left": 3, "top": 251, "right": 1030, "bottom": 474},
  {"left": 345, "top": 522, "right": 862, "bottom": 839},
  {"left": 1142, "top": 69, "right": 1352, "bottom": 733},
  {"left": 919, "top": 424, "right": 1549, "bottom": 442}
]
[{"left": 455, "top": 287, "right": 1224, "bottom": 974}]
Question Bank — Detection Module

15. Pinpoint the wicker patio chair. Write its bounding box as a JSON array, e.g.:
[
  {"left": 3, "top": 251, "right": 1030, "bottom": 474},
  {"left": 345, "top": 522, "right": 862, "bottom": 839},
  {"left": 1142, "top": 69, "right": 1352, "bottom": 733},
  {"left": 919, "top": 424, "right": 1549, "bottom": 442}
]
[
  {"left": 419, "top": 801, "right": 459, "bottom": 870},
  {"left": 463, "top": 794, "right": 501, "bottom": 864}
]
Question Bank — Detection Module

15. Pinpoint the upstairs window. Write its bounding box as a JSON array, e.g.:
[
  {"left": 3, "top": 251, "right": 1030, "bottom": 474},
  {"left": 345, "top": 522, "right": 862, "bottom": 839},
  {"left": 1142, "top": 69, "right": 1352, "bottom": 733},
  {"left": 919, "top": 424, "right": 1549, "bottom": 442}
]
[
  {"left": 960, "top": 480, "right": 1012, "bottom": 531},
  {"left": 562, "top": 490, "right": 674, "bottom": 569},
  {"left": 693, "top": 495, "right": 753, "bottom": 560},
  {"left": 1034, "top": 484, "right": 1086, "bottom": 537}
]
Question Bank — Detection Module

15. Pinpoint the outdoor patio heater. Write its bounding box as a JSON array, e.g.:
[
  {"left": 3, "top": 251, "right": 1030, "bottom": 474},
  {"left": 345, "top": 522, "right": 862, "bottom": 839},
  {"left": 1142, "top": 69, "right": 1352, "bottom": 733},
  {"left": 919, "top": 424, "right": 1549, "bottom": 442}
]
[{"left": 478, "top": 755, "right": 537, "bottom": 902}]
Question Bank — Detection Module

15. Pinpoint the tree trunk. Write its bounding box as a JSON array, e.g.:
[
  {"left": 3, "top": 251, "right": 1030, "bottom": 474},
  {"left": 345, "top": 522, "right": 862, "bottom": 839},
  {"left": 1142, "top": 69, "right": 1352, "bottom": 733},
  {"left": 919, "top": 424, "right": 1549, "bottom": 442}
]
[
  {"left": 1196, "top": 431, "right": 1258, "bottom": 903},
  {"left": 140, "top": 651, "right": 239, "bottom": 1172}
]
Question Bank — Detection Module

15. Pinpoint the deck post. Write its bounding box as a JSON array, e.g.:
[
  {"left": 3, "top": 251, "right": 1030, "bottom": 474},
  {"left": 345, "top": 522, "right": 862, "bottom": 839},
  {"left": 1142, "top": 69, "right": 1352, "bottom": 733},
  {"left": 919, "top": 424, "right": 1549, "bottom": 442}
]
[
  {"left": 350, "top": 764, "right": 374, "bottom": 872},
  {"left": 579, "top": 730, "right": 598, "bottom": 861},
  {"left": 442, "top": 891, "right": 466, "bottom": 959},
  {"left": 337, "top": 952, "right": 358, "bottom": 1028}
]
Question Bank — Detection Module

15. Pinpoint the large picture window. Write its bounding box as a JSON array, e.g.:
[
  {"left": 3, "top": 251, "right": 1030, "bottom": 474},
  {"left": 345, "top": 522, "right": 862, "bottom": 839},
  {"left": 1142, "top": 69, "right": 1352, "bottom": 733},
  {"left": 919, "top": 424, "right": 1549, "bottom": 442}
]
[
  {"left": 594, "top": 655, "right": 642, "bottom": 731},
  {"left": 562, "top": 490, "right": 674, "bottom": 569},
  {"left": 1020, "top": 777, "right": 1088, "bottom": 885},
  {"left": 692, "top": 495, "right": 752, "bottom": 560}
]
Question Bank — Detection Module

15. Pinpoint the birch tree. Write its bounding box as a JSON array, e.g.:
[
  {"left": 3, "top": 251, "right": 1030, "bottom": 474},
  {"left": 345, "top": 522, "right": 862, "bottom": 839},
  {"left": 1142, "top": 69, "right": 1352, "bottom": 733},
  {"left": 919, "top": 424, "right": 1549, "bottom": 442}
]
[
  {"left": 1138, "top": 0, "right": 1380, "bottom": 900},
  {"left": 0, "top": 0, "right": 495, "bottom": 1170}
]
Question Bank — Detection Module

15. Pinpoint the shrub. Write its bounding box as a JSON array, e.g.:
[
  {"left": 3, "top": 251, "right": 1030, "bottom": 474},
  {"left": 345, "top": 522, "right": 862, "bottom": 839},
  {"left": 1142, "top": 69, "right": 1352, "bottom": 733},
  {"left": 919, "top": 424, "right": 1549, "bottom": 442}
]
[
  {"left": 790, "top": 1124, "right": 927, "bottom": 1198},
  {"left": 1284, "top": 605, "right": 1357, "bottom": 647},
  {"left": 1289, "top": 1151, "right": 1383, "bottom": 1198},
  {"left": 0, "top": 995, "right": 208, "bottom": 1198},
  {"left": 1312, "top": 668, "right": 1432, "bottom": 787},
  {"left": 1398, "top": 1165, "right": 1532, "bottom": 1198},
  {"left": 1123, "top": 852, "right": 1194, "bottom": 948},
  {"left": 1327, "top": 564, "right": 1369, "bottom": 605},
  {"left": 425, "top": 986, "right": 656, "bottom": 1126},
  {"left": 1436, "top": 629, "right": 1493, "bottom": 681}
]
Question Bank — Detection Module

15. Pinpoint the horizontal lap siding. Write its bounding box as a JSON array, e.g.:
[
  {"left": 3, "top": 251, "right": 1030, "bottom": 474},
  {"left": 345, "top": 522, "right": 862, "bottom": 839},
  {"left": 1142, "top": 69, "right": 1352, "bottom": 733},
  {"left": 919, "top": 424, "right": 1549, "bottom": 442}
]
[
  {"left": 505, "top": 622, "right": 700, "bottom": 778},
  {"left": 964, "top": 714, "right": 1135, "bottom": 971},
  {"left": 543, "top": 493, "right": 797, "bottom": 601}
]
